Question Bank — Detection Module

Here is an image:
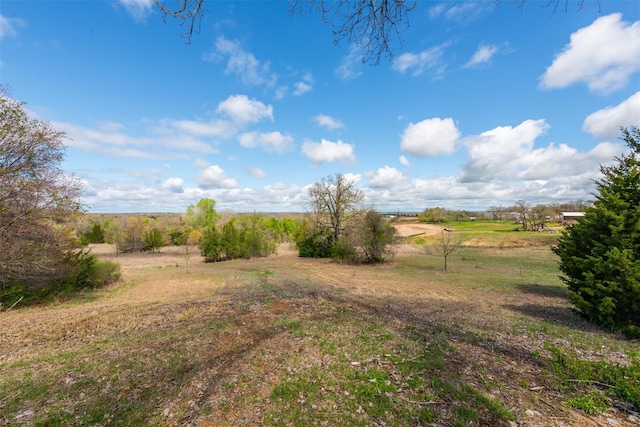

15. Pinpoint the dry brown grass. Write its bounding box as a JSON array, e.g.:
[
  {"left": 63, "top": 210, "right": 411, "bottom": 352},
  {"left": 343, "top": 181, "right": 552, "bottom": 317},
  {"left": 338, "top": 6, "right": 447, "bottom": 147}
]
[{"left": 1, "top": 243, "right": 638, "bottom": 426}]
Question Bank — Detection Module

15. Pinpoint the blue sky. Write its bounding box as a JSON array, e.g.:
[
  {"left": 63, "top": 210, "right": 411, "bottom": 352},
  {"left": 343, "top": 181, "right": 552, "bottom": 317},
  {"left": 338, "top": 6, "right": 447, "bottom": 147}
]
[{"left": 1, "top": 1, "right": 639, "bottom": 213}]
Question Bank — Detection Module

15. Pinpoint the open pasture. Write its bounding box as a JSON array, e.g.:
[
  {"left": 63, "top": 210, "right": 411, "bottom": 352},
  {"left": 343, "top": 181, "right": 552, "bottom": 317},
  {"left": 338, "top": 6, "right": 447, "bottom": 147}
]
[{"left": 1, "top": 235, "right": 638, "bottom": 426}]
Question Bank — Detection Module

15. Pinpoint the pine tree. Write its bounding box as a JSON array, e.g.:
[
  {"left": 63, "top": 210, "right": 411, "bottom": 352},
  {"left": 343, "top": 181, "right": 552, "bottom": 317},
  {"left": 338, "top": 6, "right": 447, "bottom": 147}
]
[{"left": 554, "top": 127, "right": 640, "bottom": 337}]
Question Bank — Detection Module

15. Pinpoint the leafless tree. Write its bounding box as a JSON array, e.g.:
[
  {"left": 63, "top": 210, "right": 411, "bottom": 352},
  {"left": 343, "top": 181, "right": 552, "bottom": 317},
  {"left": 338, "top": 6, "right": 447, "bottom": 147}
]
[
  {"left": 510, "top": 0, "right": 600, "bottom": 14},
  {"left": 154, "top": 1, "right": 599, "bottom": 64},
  {"left": 434, "top": 228, "right": 464, "bottom": 272},
  {"left": 487, "top": 205, "right": 505, "bottom": 221},
  {"left": 513, "top": 200, "right": 531, "bottom": 231},
  {"left": 530, "top": 204, "right": 550, "bottom": 231},
  {"left": 0, "top": 88, "right": 82, "bottom": 291},
  {"left": 307, "top": 173, "right": 364, "bottom": 242}
]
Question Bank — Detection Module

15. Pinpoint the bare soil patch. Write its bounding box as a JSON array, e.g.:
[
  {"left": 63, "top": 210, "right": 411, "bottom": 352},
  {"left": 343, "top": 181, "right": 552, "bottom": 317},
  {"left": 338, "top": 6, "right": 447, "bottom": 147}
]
[{"left": 393, "top": 222, "right": 443, "bottom": 237}]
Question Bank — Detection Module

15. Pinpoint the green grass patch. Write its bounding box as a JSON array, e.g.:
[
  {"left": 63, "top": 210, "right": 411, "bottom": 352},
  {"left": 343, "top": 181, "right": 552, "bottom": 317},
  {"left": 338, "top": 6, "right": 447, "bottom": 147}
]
[
  {"left": 545, "top": 343, "right": 640, "bottom": 410},
  {"left": 264, "top": 312, "right": 515, "bottom": 426}
]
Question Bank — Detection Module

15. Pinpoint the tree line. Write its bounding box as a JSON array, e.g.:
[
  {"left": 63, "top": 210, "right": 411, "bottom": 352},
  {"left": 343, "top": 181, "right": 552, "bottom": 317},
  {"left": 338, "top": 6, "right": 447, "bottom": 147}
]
[
  {"left": 76, "top": 178, "right": 399, "bottom": 266},
  {"left": 419, "top": 199, "right": 594, "bottom": 232}
]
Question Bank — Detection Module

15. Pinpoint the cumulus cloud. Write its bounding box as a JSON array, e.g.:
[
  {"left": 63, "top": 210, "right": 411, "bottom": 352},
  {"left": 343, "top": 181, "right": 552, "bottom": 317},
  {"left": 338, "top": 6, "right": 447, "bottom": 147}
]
[
  {"left": 161, "top": 177, "right": 184, "bottom": 193},
  {"left": 583, "top": 91, "right": 640, "bottom": 140},
  {"left": 196, "top": 165, "right": 237, "bottom": 189},
  {"left": 301, "top": 139, "right": 357, "bottom": 165},
  {"left": 216, "top": 94, "right": 273, "bottom": 125},
  {"left": 238, "top": 131, "right": 294, "bottom": 153},
  {"left": 117, "top": 0, "right": 153, "bottom": 22},
  {"left": 392, "top": 42, "right": 453, "bottom": 78},
  {"left": 399, "top": 155, "right": 410, "bottom": 167},
  {"left": 459, "top": 119, "right": 621, "bottom": 190},
  {"left": 313, "top": 114, "right": 344, "bottom": 130},
  {"left": 0, "top": 14, "right": 26, "bottom": 39},
  {"left": 365, "top": 166, "right": 407, "bottom": 189},
  {"left": 335, "top": 45, "right": 363, "bottom": 80},
  {"left": 540, "top": 13, "right": 640, "bottom": 94},
  {"left": 400, "top": 117, "right": 460, "bottom": 157},
  {"left": 205, "top": 36, "right": 276, "bottom": 86},
  {"left": 157, "top": 94, "right": 275, "bottom": 149},
  {"left": 461, "top": 119, "right": 550, "bottom": 182},
  {"left": 246, "top": 166, "right": 268, "bottom": 179}
]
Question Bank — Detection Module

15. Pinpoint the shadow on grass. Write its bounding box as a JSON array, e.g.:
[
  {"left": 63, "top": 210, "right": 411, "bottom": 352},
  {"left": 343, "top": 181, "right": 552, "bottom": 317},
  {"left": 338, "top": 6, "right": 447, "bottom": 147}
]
[
  {"left": 503, "top": 303, "right": 578, "bottom": 326},
  {"left": 515, "top": 282, "right": 568, "bottom": 299}
]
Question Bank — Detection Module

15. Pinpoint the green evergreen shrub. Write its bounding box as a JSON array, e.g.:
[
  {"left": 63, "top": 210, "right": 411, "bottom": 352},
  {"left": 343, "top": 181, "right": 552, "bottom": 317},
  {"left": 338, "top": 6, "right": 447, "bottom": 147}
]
[{"left": 554, "top": 127, "right": 640, "bottom": 337}]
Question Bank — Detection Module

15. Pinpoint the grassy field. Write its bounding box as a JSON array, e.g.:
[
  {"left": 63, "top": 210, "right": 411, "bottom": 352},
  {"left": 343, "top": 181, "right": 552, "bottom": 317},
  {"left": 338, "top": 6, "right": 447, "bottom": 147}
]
[{"left": 1, "top": 226, "right": 639, "bottom": 426}]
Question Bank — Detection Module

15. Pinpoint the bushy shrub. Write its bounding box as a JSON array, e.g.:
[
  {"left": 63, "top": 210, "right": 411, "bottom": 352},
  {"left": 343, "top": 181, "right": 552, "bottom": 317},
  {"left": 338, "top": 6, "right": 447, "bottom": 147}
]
[
  {"left": 296, "top": 226, "right": 335, "bottom": 258},
  {"left": 355, "top": 210, "right": 399, "bottom": 263},
  {"left": 0, "top": 250, "right": 122, "bottom": 308},
  {"left": 199, "top": 214, "right": 277, "bottom": 262},
  {"left": 88, "top": 259, "right": 122, "bottom": 287},
  {"left": 63, "top": 250, "right": 122, "bottom": 289},
  {"left": 330, "top": 237, "right": 357, "bottom": 262},
  {"left": 78, "top": 222, "right": 105, "bottom": 245},
  {"left": 295, "top": 211, "right": 398, "bottom": 263},
  {"left": 143, "top": 227, "right": 164, "bottom": 252},
  {"left": 200, "top": 226, "right": 223, "bottom": 261}
]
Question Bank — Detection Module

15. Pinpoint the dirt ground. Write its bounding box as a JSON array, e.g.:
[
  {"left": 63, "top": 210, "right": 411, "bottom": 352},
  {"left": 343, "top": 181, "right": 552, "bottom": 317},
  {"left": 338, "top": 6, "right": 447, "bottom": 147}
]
[
  {"left": 393, "top": 222, "right": 443, "bottom": 237},
  {"left": 1, "top": 236, "right": 638, "bottom": 426}
]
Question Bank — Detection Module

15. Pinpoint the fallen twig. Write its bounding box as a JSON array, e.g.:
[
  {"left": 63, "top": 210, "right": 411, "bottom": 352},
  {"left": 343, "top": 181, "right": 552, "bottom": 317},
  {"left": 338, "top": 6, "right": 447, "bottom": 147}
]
[
  {"left": 539, "top": 397, "right": 565, "bottom": 414},
  {"left": 398, "top": 396, "right": 443, "bottom": 405},
  {"left": 566, "top": 379, "right": 614, "bottom": 388},
  {"left": 7, "top": 296, "right": 23, "bottom": 312}
]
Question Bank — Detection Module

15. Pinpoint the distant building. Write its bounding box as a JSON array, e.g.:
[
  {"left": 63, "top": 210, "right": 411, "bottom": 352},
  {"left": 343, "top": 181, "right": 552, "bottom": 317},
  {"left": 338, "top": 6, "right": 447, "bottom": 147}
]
[{"left": 561, "top": 212, "right": 585, "bottom": 224}]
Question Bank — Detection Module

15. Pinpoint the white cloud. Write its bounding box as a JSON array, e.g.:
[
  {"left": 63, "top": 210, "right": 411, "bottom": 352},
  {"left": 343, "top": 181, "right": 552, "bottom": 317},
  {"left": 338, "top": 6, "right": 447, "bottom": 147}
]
[
  {"left": 335, "top": 45, "right": 363, "bottom": 80},
  {"left": 583, "top": 91, "right": 640, "bottom": 140},
  {"left": 196, "top": 165, "right": 237, "bottom": 189},
  {"left": 0, "top": 14, "right": 26, "bottom": 40},
  {"left": 205, "top": 36, "right": 277, "bottom": 86},
  {"left": 274, "top": 86, "right": 288, "bottom": 100},
  {"left": 461, "top": 119, "right": 550, "bottom": 182},
  {"left": 400, "top": 117, "right": 460, "bottom": 157},
  {"left": 168, "top": 118, "right": 234, "bottom": 138},
  {"left": 540, "top": 13, "right": 640, "bottom": 94},
  {"left": 58, "top": 119, "right": 219, "bottom": 159},
  {"left": 161, "top": 177, "right": 184, "bottom": 193},
  {"left": 429, "top": 2, "right": 494, "bottom": 24},
  {"left": 366, "top": 166, "right": 407, "bottom": 189},
  {"left": 193, "top": 159, "right": 210, "bottom": 169},
  {"left": 399, "top": 155, "right": 410, "bottom": 167},
  {"left": 238, "top": 131, "right": 294, "bottom": 154},
  {"left": 293, "top": 81, "right": 312, "bottom": 96},
  {"left": 458, "top": 119, "right": 620, "bottom": 189},
  {"left": 464, "top": 43, "right": 510, "bottom": 68},
  {"left": 392, "top": 43, "right": 450, "bottom": 78},
  {"left": 293, "top": 73, "right": 314, "bottom": 96},
  {"left": 246, "top": 166, "right": 268, "bottom": 179},
  {"left": 118, "top": 0, "right": 153, "bottom": 22},
  {"left": 313, "top": 114, "right": 344, "bottom": 130},
  {"left": 216, "top": 94, "right": 273, "bottom": 125},
  {"left": 301, "top": 139, "right": 357, "bottom": 165}
]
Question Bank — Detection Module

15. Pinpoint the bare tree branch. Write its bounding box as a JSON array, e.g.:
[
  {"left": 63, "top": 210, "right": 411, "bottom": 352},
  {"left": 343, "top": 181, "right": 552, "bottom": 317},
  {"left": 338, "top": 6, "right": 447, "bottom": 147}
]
[{"left": 154, "top": 0, "right": 602, "bottom": 62}]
